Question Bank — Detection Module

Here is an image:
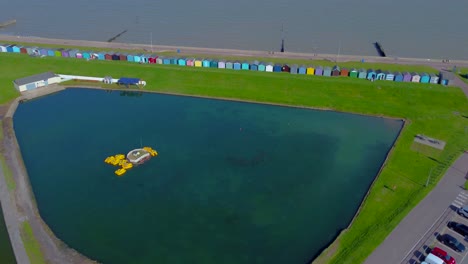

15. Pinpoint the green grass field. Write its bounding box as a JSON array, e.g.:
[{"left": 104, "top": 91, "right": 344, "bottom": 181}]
[
  {"left": 20, "top": 221, "right": 46, "bottom": 264},
  {"left": 1, "top": 52, "right": 468, "bottom": 263}
]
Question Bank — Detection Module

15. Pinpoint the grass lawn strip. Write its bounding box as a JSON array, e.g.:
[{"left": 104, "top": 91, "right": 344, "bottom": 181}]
[
  {"left": 0, "top": 52, "right": 467, "bottom": 264},
  {"left": 20, "top": 221, "right": 46, "bottom": 264}
]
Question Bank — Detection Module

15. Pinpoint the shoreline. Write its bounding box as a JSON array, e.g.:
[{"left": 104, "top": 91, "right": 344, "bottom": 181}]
[
  {"left": 2, "top": 34, "right": 468, "bottom": 67},
  {"left": 1, "top": 84, "right": 406, "bottom": 264},
  {"left": 0, "top": 86, "right": 97, "bottom": 263}
]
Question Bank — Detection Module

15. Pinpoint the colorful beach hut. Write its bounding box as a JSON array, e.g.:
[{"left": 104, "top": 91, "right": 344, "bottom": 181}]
[
  {"left": 420, "top": 73, "right": 430, "bottom": 83},
  {"left": 258, "top": 62, "right": 266, "bottom": 72},
  {"left": 241, "top": 61, "right": 249, "bottom": 70},
  {"left": 273, "top": 64, "right": 282, "bottom": 72},
  {"left": 127, "top": 54, "right": 134, "bottom": 62},
  {"left": 120, "top": 53, "right": 129, "bottom": 61},
  {"left": 47, "top": 49, "right": 55, "bottom": 56},
  {"left": 340, "top": 68, "right": 349, "bottom": 77},
  {"left": 306, "top": 66, "right": 315, "bottom": 75},
  {"left": 429, "top": 73, "right": 439, "bottom": 84},
  {"left": 298, "top": 65, "right": 307, "bottom": 74},
  {"left": 111, "top": 53, "right": 120, "bottom": 61},
  {"left": 194, "top": 59, "right": 203, "bottom": 67},
  {"left": 6, "top": 45, "right": 15, "bottom": 53},
  {"left": 358, "top": 69, "right": 367, "bottom": 79},
  {"left": 218, "top": 60, "right": 226, "bottom": 69},
  {"left": 156, "top": 57, "right": 163, "bottom": 64},
  {"left": 163, "top": 58, "right": 171, "bottom": 65},
  {"left": 68, "top": 49, "right": 78, "bottom": 58},
  {"left": 202, "top": 59, "right": 210, "bottom": 67},
  {"left": 60, "top": 49, "right": 69, "bottom": 58},
  {"left": 20, "top": 47, "right": 28, "bottom": 54},
  {"left": 323, "top": 67, "right": 332, "bottom": 77},
  {"left": 186, "top": 58, "right": 194, "bottom": 66},
  {"left": 349, "top": 68, "right": 358, "bottom": 78},
  {"left": 225, "top": 62, "right": 233, "bottom": 69},
  {"left": 290, "top": 65, "right": 298, "bottom": 74},
  {"left": 385, "top": 72, "right": 395, "bottom": 81},
  {"left": 13, "top": 45, "right": 21, "bottom": 53},
  {"left": 376, "top": 70, "right": 385, "bottom": 80},
  {"left": 76, "top": 51, "right": 83, "bottom": 59},
  {"left": 265, "top": 63, "right": 273, "bottom": 72},
  {"left": 315, "top": 66, "right": 323, "bottom": 76},
  {"left": 366, "top": 69, "right": 376, "bottom": 80},
  {"left": 233, "top": 62, "right": 241, "bottom": 70},
  {"left": 394, "top": 72, "right": 403, "bottom": 82},
  {"left": 54, "top": 48, "right": 63, "bottom": 57},
  {"left": 210, "top": 60, "right": 218, "bottom": 68},
  {"left": 403, "top": 72, "right": 412, "bottom": 82},
  {"left": 178, "top": 58, "right": 186, "bottom": 66},
  {"left": 439, "top": 72, "right": 454, "bottom": 85},
  {"left": 331, "top": 66, "right": 340, "bottom": 76},
  {"left": 250, "top": 62, "right": 258, "bottom": 71},
  {"left": 104, "top": 52, "right": 113, "bottom": 60},
  {"left": 411, "top": 73, "right": 421, "bottom": 83},
  {"left": 282, "top": 64, "right": 291, "bottom": 73},
  {"left": 0, "top": 44, "right": 6, "bottom": 52},
  {"left": 82, "top": 51, "right": 91, "bottom": 60}
]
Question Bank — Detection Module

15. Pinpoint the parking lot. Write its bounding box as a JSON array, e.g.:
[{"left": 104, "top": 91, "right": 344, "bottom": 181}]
[{"left": 403, "top": 190, "right": 468, "bottom": 264}]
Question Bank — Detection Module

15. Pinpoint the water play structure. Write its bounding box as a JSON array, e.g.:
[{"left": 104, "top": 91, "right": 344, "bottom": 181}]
[{"left": 104, "top": 146, "right": 158, "bottom": 176}]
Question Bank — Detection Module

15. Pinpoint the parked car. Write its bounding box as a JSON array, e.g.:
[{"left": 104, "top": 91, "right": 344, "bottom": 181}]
[
  {"left": 448, "top": 221, "right": 468, "bottom": 237},
  {"left": 431, "top": 246, "right": 456, "bottom": 264},
  {"left": 458, "top": 206, "right": 468, "bottom": 218},
  {"left": 440, "top": 234, "right": 466, "bottom": 253},
  {"left": 424, "top": 253, "right": 446, "bottom": 264}
]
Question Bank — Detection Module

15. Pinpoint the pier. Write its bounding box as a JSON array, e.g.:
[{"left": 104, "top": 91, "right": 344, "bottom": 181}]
[{"left": 0, "top": 19, "right": 16, "bottom": 29}]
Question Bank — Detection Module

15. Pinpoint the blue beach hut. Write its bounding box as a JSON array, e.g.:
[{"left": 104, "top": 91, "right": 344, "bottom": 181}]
[
  {"left": 47, "top": 49, "right": 55, "bottom": 56},
  {"left": 132, "top": 54, "right": 141, "bottom": 63},
  {"left": 290, "top": 65, "right": 298, "bottom": 74},
  {"left": 126, "top": 54, "right": 134, "bottom": 62},
  {"left": 112, "top": 53, "right": 120, "bottom": 60},
  {"left": 202, "top": 59, "right": 211, "bottom": 67},
  {"left": 12, "top": 45, "right": 21, "bottom": 53},
  {"left": 162, "top": 58, "right": 170, "bottom": 65},
  {"left": 210, "top": 60, "right": 218, "bottom": 68},
  {"left": 273, "top": 64, "right": 282, "bottom": 72},
  {"left": 298, "top": 65, "right": 307, "bottom": 74},
  {"left": 38, "top": 48, "right": 48, "bottom": 56},
  {"left": 168, "top": 57, "right": 176, "bottom": 64},
  {"left": 83, "top": 51, "right": 92, "bottom": 60},
  {"left": 420, "top": 73, "right": 430, "bottom": 83},
  {"left": 178, "top": 58, "right": 186, "bottom": 66},
  {"left": 233, "top": 62, "right": 241, "bottom": 70},
  {"left": 97, "top": 52, "right": 105, "bottom": 60},
  {"left": 241, "top": 62, "right": 250, "bottom": 70},
  {"left": 225, "top": 62, "right": 233, "bottom": 69},
  {"left": 250, "top": 61, "right": 259, "bottom": 71},
  {"left": 366, "top": 69, "right": 376, "bottom": 80},
  {"left": 68, "top": 49, "right": 78, "bottom": 58},
  {"left": 394, "top": 72, "right": 403, "bottom": 82},
  {"left": 6, "top": 45, "right": 15, "bottom": 53},
  {"left": 258, "top": 62, "right": 266, "bottom": 72}
]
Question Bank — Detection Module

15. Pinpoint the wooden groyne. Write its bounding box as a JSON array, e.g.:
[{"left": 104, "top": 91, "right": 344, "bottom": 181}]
[{"left": 0, "top": 19, "right": 16, "bottom": 29}]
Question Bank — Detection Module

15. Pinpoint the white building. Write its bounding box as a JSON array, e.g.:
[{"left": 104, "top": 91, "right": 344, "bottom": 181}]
[{"left": 13, "top": 72, "right": 61, "bottom": 92}]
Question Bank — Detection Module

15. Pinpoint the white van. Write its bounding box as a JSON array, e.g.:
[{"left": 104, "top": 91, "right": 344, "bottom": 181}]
[{"left": 424, "top": 253, "right": 444, "bottom": 264}]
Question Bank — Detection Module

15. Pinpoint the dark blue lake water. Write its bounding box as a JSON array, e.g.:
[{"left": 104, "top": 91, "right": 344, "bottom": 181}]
[{"left": 13, "top": 88, "right": 402, "bottom": 264}]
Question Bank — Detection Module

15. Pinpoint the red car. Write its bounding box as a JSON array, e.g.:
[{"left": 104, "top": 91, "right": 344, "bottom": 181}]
[{"left": 431, "top": 247, "right": 456, "bottom": 264}]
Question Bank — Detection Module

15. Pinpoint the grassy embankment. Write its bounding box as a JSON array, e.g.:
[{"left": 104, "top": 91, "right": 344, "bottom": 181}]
[
  {"left": 20, "top": 221, "right": 46, "bottom": 264},
  {"left": 0, "top": 51, "right": 467, "bottom": 263},
  {"left": 0, "top": 120, "right": 16, "bottom": 190}
]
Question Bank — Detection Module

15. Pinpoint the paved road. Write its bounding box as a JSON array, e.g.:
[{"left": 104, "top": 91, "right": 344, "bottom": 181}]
[{"left": 365, "top": 153, "right": 468, "bottom": 264}]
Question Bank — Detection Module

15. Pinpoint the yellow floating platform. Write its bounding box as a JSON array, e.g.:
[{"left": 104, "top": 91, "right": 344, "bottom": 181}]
[
  {"left": 114, "top": 154, "right": 125, "bottom": 160},
  {"left": 121, "top": 162, "right": 133, "bottom": 169},
  {"left": 115, "top": 168, "right": 126, "bottom": 176}
]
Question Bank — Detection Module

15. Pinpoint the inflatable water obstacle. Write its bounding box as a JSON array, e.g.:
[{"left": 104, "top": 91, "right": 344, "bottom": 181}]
[{"left": 104, "top": 146, "right": 158, "bottom": 176}]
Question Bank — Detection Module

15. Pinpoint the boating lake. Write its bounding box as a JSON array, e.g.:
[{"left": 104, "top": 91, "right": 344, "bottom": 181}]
[
  {"left": 13, "top": 88, "right": 402, "bottom": 264},
  {"left": 0, "top": 0, "right": 467, "bottom": 60}
]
